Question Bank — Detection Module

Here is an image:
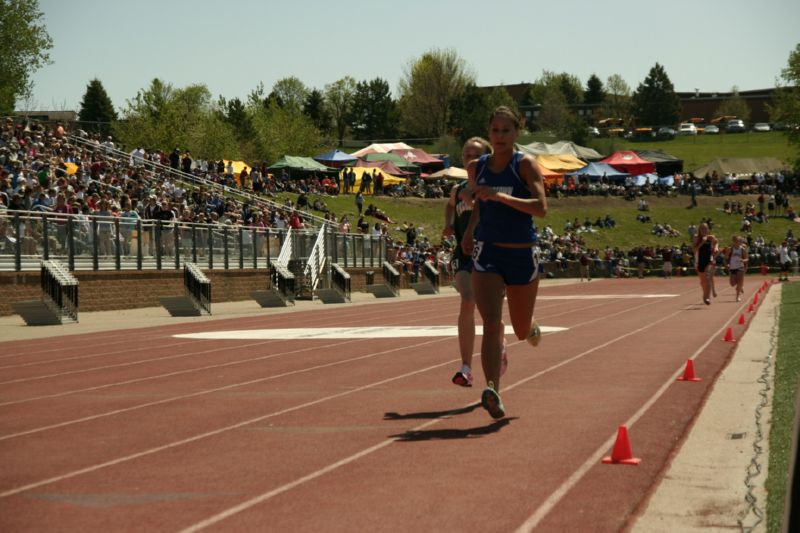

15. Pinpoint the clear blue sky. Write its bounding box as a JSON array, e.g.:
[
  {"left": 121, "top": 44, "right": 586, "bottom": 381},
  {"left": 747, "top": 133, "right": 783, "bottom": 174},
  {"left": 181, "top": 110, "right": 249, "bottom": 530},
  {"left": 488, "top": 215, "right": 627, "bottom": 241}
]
[{"left": 27, "top": 0, "right": 800, "bottom": 112}]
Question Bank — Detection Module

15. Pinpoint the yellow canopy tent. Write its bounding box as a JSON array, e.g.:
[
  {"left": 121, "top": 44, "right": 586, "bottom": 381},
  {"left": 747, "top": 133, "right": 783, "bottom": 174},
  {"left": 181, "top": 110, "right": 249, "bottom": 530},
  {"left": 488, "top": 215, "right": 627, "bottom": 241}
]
[
  {"left": 428, "top": 166, "right": 467, "bottom": 180},
  {"left": 341, "top": 167, "right": 406, "bottom": 194},
  {"left": 534, "top": 154, "right": 586, "bottom": 186},
  {"left": 226, "top": 160, "right": 252, "bottom": 186}
]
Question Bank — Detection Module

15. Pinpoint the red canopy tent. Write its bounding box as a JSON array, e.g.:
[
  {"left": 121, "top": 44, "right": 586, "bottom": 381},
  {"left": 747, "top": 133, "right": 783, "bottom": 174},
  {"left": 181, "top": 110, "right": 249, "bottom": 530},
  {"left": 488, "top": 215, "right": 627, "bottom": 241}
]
[
  {"left": 389, "top": 148, "right": 443, "bottom": 166},
  {"left": 353, "top": 159, "right": 414, "bottom": 176},
  {"left": 600, "top": 151, "right": 656, "bottom": 176}
]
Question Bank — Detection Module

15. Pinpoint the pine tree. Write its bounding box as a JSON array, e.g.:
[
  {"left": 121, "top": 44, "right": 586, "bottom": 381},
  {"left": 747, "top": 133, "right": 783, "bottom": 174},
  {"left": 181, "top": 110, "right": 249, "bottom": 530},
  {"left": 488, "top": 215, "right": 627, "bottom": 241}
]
[
  {"left": 584, "top": 74, "right": 605, "bottom": 105},
  {"left": 632, "top": 63, "right": 681, "bottom": 127},
  {"left": 78, "top": 78, "right": 117, "bottom": 133}
]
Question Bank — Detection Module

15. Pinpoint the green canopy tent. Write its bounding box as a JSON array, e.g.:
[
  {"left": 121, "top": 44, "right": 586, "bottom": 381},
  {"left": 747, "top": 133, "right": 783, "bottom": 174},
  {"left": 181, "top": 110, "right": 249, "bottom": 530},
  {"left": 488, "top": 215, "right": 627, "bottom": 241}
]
[{"left": 268, "top": 155, "right": 336, "bottom": 178}]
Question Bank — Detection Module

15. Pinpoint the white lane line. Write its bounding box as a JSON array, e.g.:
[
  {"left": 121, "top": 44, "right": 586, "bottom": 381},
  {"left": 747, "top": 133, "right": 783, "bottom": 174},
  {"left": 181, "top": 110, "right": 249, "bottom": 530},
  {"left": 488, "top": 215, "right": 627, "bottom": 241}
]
[
  {"left": 0, "top": 294, "right": 672, "bottom": 497},
  {"left": 0, "top": 338, "right": 453, "bottom": 499},
  {"left": 514, "top": 296, "right": 750, "bottom": 532},
  {"left": 1, "top": 301, "right": 609, "bottom": 439},
  {"left": 178, "top": 298, "right": 688, "bottom": 532},
  {"left": 174, "top": 325, "right": 569, "bottom": 340},
  {"left": 0, "top": 302, "right": 447, "bottom": 372},
  {"left": 0, "top": 305, "right": 464, "bottom": 405}
]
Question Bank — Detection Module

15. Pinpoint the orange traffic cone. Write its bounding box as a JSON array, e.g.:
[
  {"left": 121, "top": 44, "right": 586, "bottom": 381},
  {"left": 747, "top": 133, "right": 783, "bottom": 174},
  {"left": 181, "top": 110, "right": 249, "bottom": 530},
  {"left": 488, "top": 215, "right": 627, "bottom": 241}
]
[
  {"left": 677, "top": 359, "right": 702, "bottom": 382},
  {"left": 738, "top": 314, "right": 746, "bottom": 325},
  {"left": 753, "top": 293, "right": 759, "bottom": 305},
  {"left": 723, "top": 327, "right": 735, "bottom": 342},
  {"left": 602, "top": 425, "right": 641, "bottom": 465},
  {"left": 748, "top": 303, "right": 755, "bottom": 313},
  {"left": 762, "top": 281, "right": 769, "bottom": 291}
]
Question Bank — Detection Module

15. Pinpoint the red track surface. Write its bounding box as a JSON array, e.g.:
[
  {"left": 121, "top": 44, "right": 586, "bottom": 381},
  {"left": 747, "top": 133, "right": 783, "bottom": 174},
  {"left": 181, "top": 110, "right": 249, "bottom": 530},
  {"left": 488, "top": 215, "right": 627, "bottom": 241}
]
[{"left": 0, "top": 277, "right": 761, "bottom": 532}]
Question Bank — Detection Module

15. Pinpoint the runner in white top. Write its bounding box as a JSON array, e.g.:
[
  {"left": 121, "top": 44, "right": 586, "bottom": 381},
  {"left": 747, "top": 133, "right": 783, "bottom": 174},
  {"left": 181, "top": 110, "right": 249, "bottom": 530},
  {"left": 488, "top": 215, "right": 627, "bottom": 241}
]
[
  {"left": 725, "top": 235, "right": 748, "bottom": 302},
  {"left": 779, "top": 241, "right": 791, "bottom": 281}
]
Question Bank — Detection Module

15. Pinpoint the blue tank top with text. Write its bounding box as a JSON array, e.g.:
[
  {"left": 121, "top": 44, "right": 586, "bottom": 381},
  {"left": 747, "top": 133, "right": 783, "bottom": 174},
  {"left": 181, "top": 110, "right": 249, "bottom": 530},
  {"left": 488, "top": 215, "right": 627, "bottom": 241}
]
[{"left": 475, "top": 152, "right": 536, "bottom": 244}]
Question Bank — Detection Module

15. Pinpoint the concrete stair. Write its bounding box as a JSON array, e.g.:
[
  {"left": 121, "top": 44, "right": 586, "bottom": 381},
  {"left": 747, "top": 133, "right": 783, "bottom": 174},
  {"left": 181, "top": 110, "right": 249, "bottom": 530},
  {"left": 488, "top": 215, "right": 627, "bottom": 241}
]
[
  {"left": 314, "top": 287, "right": 348, "bottom": 304},
  {"left": 159, "top": 295, "right": 208, "bottom": 317},
  {"left": 11, "top": 300, "right": 76, "bottom": 326},
  {"left": 366, "top": 284, "right": 398, "bottom": 298},
  {"left": 251, "top": 289, "right": 293, "bottom": 307},
  {"left": 410, "top": 281, "right": 438, "bottom": 295}
]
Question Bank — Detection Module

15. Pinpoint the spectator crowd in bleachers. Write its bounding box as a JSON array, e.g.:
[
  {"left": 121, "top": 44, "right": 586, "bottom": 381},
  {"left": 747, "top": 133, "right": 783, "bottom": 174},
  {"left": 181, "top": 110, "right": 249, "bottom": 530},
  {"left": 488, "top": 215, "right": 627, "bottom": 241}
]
[{"left": 1, "top": 116, "right": 798, "bottom": 278}]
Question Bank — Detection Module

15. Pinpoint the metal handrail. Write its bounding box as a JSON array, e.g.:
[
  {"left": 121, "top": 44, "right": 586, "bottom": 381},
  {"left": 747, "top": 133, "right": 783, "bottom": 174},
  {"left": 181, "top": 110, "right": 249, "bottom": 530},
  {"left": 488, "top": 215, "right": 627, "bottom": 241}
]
[
  {"left": 303, "top": 226, "right": 327, "bottom": 292},
  {"left": 421, "top": 260, "right": 440, "bottom": 292},
  {"left": 382, "top": 261, "right": 401, "bottom": 296}
]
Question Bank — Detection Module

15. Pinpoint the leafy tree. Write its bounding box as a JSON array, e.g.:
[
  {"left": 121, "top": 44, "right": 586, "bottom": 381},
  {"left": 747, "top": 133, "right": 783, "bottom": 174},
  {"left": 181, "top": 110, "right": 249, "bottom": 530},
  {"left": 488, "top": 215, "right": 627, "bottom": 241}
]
[
  {"left": 78, "top": 79, "right": 117, "bottom": 134},
  {"left": 770, "top": 43, "right": 800, "bottom": 169},
  {"left": 269, "top": 76, "right": 308, "bottom": 111},
  {"left": 349, "top": 77, "right": 397, "bottom": 141},
  {"left": 398, "top": 48, "right": 475, "bottom": 138},
  {"left": 526, "top": 71, "right": 584, "bottom": 106},
  {"left": 450, "top": 84, "right": 517, "bottom": 141},
  {"left": 632, "top": 63, "right": 681, "bottom": 127},
  {"left": 715, "top": 86, "right": 751, "bottom": 123},
  {"left": 584, "top": 74, "right": 605, "bottom": 105},
  {"left": 303, "top": 88, "right": 330, "bottom": 133},
  {"left": 324, "top": 76, "right": 356, "bottom": 146},
  {"left": 598, "top": 74, "right": 633, "bottom": 123},
  {"left": 115, "top": 79, "right": 239, "bottom": 160},
  {"left": 218, "top": 96, "right": 254, "bottom": 140},
  {"left": 535, "top": 85, "right": 587, "bottom": 143},
  {"left": 249, "top": 100, "right": 321, "bottom": 164},
  {"left": 0, "top": 0, "right": 52, "bottom": 115}
]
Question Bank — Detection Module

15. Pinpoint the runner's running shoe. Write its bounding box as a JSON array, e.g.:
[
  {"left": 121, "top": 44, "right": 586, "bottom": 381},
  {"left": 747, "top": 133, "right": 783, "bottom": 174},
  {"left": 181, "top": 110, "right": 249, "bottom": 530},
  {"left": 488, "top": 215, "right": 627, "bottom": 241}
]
[
  {"left": 452, "top": 370, "right": 473, "bottom": 387},
  {"left": 481, "top": 381, "right": 506, "bottom": 419},
  {"left": 527, "top": 319, "right": 542, "bottom": 347}
]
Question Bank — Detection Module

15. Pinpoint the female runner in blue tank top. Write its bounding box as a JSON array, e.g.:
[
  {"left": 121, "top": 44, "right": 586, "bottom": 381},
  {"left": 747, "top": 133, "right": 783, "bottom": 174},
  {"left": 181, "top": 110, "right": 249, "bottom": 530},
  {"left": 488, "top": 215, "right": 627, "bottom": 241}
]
[{"left": 461, "top": 106, "right": 548, "bottom": 419}]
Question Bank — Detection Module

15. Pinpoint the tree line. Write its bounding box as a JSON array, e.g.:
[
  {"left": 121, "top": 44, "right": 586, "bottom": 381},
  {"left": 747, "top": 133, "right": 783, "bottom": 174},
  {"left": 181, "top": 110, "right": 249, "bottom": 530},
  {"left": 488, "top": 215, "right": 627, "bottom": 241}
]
[{"left": 2, "top": 0, "right": 799, "bottom": 169}]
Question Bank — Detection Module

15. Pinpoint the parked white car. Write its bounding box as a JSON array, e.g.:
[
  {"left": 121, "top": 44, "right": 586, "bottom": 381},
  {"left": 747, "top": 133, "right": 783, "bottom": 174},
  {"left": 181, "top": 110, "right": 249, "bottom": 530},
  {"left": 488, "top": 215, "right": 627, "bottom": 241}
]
[
  {"left": 704, "top": 124, "right": 720, "bottom": 134},
  {"left": 753, "top": 122, "right": 771, "bottom": 132},
  {"left": 678, "top": 123, "right": 698, "bottom": 135}
]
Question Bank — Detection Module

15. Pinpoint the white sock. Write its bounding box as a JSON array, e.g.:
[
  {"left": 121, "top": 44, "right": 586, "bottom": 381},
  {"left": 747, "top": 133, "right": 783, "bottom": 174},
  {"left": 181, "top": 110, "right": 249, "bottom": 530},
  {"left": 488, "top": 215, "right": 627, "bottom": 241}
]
[{"left": 460, "top": 364, "right": 471, "bottom": 374}]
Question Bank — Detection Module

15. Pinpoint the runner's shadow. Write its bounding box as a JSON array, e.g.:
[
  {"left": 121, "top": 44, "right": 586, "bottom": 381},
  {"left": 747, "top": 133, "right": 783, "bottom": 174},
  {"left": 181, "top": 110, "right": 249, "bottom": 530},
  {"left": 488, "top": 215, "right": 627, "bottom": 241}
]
[
  {"left": 390, "top": 418, "right": 516, "bottom": 441},
  {"left": 383, "top": 403, "right": 480, "bottom": 420}
]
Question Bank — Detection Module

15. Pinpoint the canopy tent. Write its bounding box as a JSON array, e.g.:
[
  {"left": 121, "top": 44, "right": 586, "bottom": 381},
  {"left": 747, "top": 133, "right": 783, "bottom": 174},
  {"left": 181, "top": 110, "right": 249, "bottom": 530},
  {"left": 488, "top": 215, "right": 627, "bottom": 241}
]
[
  {"left": 516, "top": 140, "right": 604, "bottom": 161},
  {"left": 691, "top": 157, "right": 787, "bottom": 179},
  {"left": 427, "top": 166, "right": 467, "bottom": 180},
  {"left": 658, "top": 175, "right": 675, "bottom": 186},
  {"left": 536, "top": 163, "right": 564, "bottom": 186},
  {"left": 228, "top": 160, "right": 252, "bottom": 176},
  {"left": 363, "top": 152, "right": 420, "bottom": 171},
  {"left": 635, "top": 149, "right": 684, "bottom": 176},
  {"left": 600, "top": 151, "right": 656, "bottom": 176},
  {"left": 341, "top": 167, "right": 406, "bottom": 194},
  {"left": 313, "top": 149, "right": 358, "bottom": 167},
  {"left": 389, "top": 148, "right": 444, "bottom": 166},
  {"left": 535, "top": 154, "right": 586, "bottom": 174},
  {"left": 351, "top": 142, "right": 414, "bottom": 158},
  {"left": 268, "top": 155, "right": 331, "bottom": 172},
  {"left": 353, "top": 159, "right": 415, "bottom": 176},
  {"left": 567, "top": 162, "right": 629, "bottom": 182}
]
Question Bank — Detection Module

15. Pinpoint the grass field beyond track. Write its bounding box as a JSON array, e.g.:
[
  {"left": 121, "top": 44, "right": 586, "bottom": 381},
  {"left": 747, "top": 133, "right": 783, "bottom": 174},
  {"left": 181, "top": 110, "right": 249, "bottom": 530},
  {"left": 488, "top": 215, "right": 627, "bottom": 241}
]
[{"left": 280, "top": 192, "right": 798, "bottom": 251}]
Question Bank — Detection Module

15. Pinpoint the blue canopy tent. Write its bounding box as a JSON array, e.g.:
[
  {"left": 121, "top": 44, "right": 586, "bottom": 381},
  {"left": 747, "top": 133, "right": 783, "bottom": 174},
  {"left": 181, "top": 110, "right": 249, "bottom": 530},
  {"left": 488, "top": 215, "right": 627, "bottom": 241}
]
[
  {"left": 658, "top": 175, "right": 675, "bottom": 186},
  {"left": 568, "top": 162, "right": 629, "bottom": 183},
  {"left": 313, "top": 149, "right": 358, "bottom": 168}
]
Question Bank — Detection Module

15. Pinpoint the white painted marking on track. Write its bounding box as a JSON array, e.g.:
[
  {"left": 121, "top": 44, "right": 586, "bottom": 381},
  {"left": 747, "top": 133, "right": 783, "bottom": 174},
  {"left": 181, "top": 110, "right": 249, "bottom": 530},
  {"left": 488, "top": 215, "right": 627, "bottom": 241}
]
[
  {"left": 174, "top": 325, "right": 568, "bottom": 340},
  {"left": 538, "top": 294, "right": 677, "bottom": 300}
]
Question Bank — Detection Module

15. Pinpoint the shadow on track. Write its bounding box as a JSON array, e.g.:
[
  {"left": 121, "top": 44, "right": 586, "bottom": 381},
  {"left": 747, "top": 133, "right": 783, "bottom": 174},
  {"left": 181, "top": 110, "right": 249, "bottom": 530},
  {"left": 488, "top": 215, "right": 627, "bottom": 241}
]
[
  {"left": 383, "top": 403, "right": 481, "bottom": 420},
  {"left": 389, "top": 418, "right": 516, "bottom": 441}
]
